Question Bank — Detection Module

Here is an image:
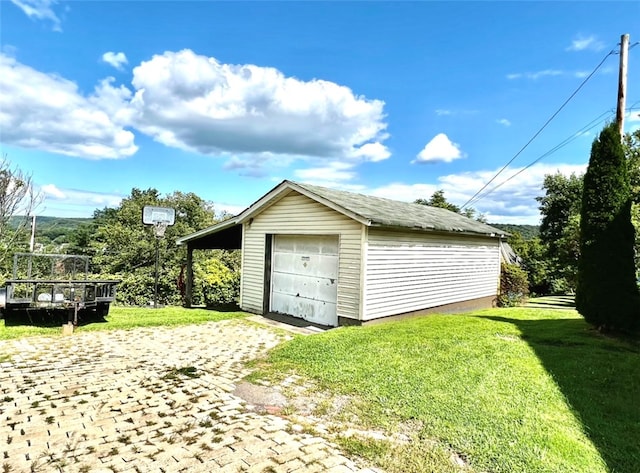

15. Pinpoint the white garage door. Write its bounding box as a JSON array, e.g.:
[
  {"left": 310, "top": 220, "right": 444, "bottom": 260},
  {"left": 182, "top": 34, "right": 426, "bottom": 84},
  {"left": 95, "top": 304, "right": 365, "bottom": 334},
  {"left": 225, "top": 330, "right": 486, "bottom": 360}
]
[{"left": 270, "top": 235, "right": 339, "bottom": 326}]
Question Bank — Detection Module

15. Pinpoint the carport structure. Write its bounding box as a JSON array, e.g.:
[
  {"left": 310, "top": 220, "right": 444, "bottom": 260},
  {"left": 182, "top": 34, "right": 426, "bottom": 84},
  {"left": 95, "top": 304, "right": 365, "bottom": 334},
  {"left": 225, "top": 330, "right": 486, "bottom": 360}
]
[
  {"left": 178, "top": 180, "right": 507, "bottom": 327},
  {"left": 177, "top": 218, "right": 242, "bottom": 308}
]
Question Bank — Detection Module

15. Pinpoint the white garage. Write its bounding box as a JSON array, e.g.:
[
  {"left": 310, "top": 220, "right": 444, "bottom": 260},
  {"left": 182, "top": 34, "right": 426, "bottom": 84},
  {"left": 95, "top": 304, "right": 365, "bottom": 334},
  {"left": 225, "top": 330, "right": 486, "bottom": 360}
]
[{"left": 178, "top": 180, "right": 508, "bottom": 327}]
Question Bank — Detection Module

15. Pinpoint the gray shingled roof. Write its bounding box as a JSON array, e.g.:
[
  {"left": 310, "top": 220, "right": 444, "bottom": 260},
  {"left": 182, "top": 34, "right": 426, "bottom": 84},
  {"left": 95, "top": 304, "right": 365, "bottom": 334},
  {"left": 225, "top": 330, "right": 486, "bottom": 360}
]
[{"left": 292, "top": 181, "right": 507, "bottom": 237}]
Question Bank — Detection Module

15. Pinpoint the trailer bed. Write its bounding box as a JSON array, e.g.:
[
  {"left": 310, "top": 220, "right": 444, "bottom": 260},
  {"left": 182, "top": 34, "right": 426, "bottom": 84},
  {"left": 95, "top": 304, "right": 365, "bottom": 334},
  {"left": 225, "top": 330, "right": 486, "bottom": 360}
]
[{"left": 3, "top": 253, "right": 119, "bottom": 324}]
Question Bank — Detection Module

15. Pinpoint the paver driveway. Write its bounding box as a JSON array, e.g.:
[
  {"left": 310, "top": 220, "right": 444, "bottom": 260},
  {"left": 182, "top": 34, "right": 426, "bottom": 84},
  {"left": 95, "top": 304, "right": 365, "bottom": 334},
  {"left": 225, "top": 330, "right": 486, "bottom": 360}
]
[{"left": 0, "top": 319, "right": 379, "bottom": 473}]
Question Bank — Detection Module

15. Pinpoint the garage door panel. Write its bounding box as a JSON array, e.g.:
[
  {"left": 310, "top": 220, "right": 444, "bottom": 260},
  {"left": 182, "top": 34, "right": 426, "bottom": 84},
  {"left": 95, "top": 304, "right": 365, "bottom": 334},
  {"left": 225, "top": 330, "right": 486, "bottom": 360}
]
[
  {"left": 275, "top": 235, "right": 338, "bottom": 255},
  {"left": 270, "top": 293, "right": 337, "bottom": 326},
  {"left": 271, "top": 235, "right": 338, "bottom": 326},
  {"left": 272, "top": 253, "right": 339, "bottom": 279},
  {"left": 271, "top": 272, "right": 337, "bottom": 301}
]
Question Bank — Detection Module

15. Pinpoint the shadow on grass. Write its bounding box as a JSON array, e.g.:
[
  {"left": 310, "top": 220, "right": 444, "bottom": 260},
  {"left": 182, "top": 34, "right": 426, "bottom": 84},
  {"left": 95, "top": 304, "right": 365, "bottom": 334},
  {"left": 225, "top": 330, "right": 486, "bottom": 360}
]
[
  {"left": 2, "top": 308, "right": 107, "bottom": 327},
  {"left": 523, "top": 295, "right": 576, "bottom": 310},
  {"left": 203, "top": 302, "right": 241, "bottom": 313},
  {"left": 482, "top": 314, "right": 640, "bottom": 473}
]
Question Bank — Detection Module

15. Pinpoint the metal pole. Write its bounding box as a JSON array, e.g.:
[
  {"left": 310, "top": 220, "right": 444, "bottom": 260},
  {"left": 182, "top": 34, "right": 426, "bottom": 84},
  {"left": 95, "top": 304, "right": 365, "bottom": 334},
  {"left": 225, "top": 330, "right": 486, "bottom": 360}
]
[
  {"left": 185, "top": 245, "right": 193, "bottom": 308},
  {"left": 616, "top": 33, "right": 629, "bottom": 141},
  {"left": 154, "top": 235, "right": 159, "bottom": 308},
  {"left": 29, "top": 215, "right": 36, "bottom": 252}
]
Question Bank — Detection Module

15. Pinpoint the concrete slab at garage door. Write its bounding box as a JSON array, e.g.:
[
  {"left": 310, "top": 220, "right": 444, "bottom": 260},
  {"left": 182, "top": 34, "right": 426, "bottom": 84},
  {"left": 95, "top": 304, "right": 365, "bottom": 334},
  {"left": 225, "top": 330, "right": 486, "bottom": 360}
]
[{"left": 271, "top": 235, "right": 339, "bottom": 326}]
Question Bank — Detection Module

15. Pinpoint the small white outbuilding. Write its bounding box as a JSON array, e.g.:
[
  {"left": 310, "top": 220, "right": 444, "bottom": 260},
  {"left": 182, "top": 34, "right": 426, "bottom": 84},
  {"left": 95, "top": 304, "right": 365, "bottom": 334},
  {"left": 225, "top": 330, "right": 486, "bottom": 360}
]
[{"left": 178, "top": 180, "right": 508, "bottom": 327}]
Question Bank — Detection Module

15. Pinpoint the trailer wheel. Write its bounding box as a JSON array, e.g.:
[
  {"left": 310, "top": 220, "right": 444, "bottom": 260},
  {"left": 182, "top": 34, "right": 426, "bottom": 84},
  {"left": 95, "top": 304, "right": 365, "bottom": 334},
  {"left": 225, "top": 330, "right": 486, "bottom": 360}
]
[{"left": 96, "top": 302, "right": 110, "bottom": 318}]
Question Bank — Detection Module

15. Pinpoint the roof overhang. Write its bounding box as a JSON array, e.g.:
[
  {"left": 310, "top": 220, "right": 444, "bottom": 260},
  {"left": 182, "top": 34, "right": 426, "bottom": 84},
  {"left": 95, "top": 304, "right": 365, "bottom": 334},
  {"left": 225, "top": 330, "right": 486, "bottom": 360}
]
[
  {"left": 176, "top": 217, "right": 242, "bottom": 250},
  {"left": 177, "top": 179, "right": 509, "bottom": 249}
]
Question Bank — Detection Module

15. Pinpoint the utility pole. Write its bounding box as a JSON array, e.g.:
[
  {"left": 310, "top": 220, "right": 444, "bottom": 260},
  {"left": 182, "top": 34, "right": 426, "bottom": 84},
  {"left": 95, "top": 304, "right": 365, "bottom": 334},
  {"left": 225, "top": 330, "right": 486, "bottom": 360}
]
[
  {"left": 616, "top": 33, "right": 629, "bottom": 141},
  {"left": 29, "top": 215, "right": 36, "bottom": 252}
]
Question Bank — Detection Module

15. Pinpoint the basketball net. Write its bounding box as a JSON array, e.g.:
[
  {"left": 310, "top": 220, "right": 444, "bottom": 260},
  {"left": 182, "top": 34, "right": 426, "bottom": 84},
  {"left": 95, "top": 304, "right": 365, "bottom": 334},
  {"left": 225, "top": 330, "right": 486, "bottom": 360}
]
[{"left": 154, "top": 221, "right": 168, "bottom": 238}]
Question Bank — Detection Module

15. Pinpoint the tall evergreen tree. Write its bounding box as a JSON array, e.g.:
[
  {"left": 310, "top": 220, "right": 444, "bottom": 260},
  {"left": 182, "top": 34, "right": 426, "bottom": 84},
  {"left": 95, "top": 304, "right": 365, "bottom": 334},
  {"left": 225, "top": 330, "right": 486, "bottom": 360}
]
[{"left": 576, "top": 123, "right": 640, "bottom": 333}]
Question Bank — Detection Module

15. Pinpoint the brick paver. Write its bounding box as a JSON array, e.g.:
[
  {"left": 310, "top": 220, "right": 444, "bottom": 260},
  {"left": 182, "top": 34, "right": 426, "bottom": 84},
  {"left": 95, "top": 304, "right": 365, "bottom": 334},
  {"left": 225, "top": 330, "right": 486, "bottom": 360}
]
[{"left": 0, "top": 319, "right": 381, "bottom": 472}]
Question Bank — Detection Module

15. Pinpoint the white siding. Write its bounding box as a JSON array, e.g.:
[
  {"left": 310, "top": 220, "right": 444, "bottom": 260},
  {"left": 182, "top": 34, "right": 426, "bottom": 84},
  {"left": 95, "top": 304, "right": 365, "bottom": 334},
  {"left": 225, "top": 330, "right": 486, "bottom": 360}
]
[
  {"left": 364, "top": 228, "right": 501, "bottom": 320},
  {"left": 240, "top": 191, "right": 364, "bottom": 320}
]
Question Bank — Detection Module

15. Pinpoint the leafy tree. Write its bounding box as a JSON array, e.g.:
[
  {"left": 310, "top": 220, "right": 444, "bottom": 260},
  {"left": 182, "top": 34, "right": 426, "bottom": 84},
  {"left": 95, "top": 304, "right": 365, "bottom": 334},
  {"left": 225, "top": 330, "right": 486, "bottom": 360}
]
[
  {"left": 507, "top": 232, "right": 549, "bottom": 295},
  {"left": 537, "top": 173, "right": 583, "bottom": 250},
  {"left": 535, "top": 172, "right": 583, "bottom": 293},
  {"left": 0, "top": 156, "right": 41, "bottom": 279},
  {"left": 626, "top": 129, "right": 640, "bottom": 202},
  {"left": 576, "top": 123, "right": 640, "bottom": 333},
  {"left": 415, "top": 190, "right": 486, "bottom": 222},
  {"left": 624, "top": 129, "right": 640, "bottom": 273},
  {"left": 197, "top": 252, "right": 241, "bottom": 306},
  {"left": 67, "top": 188, "right": 218, "bottom": 306},
  {"left": 415, "top": 190, "right": 460, "bottom": 213}
]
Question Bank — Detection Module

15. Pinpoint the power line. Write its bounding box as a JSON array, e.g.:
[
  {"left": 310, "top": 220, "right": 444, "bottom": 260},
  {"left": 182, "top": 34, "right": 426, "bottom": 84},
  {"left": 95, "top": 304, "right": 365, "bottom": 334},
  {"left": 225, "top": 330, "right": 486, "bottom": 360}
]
[
  {"left": 463, "top": 109, "right": 615, "bottom": 208},
  {"left": 465, "top": 100, "right": 638, "bottom": 207},
  {"left": 460, "top": 48, "right": 616, "bottom": 210}
]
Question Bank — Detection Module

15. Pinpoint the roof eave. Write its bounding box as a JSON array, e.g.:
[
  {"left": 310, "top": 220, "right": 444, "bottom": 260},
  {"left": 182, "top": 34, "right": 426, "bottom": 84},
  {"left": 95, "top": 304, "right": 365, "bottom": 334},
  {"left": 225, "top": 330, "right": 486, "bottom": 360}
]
[
  {"left": 369, "top": 221, "right": 507, "bottom": 238},
  {"left": 176, "top": 217, "right": 240, "bottom": 245}
]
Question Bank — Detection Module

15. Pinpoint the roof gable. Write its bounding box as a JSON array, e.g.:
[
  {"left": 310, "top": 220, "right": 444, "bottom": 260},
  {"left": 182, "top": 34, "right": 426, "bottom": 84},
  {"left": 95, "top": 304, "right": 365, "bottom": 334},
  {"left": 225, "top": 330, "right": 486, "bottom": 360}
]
[
  {"left": 179, "top": 180, "right": 508, "bottom": 244},
  {"left": 239, "top": 180, "right": 506, "bottom": 238}
]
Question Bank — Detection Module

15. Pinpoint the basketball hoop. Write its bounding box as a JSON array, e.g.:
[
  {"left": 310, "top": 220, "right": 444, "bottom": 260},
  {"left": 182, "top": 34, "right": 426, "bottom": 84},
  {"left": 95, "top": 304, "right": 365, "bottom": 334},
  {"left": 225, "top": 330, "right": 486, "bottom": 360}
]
[
  {"left": 142, "top": 206, "right": 176, "bottom": 308},
  {"left": 154, "top": 221, "right": 168, "bottom": 238}
]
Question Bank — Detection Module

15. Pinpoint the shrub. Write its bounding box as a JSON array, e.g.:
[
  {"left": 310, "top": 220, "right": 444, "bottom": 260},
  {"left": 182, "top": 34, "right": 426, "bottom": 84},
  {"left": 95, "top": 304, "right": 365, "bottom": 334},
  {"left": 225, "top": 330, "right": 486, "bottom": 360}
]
[
  {"left": 199, "top": 257, "right": 240, "bottom": 307},
  {"left": 498, "top": 263, "right": 529, "bottom": 307}
]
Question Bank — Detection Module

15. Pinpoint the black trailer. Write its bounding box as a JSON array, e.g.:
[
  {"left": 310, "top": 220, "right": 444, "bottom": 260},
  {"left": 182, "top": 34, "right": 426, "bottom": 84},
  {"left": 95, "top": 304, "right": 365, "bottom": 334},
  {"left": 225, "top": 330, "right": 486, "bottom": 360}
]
[{"left": 3, "top": 253, "right": 119, "bottom": 324}]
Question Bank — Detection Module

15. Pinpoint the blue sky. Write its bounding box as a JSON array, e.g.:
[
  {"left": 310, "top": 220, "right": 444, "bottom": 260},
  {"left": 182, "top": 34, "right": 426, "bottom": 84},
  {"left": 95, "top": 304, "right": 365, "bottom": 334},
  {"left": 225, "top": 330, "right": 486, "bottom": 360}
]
[{"left": 1, "top": 1, "right": 639, "bottom": 224}]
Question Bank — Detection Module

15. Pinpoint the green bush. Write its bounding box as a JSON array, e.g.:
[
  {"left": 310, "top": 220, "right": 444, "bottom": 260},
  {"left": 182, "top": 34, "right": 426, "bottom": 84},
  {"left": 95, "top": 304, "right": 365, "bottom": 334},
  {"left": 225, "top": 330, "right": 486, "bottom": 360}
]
[
  {"left": 498, "top": 263, "right": 529, "bottom": 307},
  {"left": 198, "top": 257, "right": 240, "bottom": 307},
  {"left": 549, "top": 277, "right": 573, "bottom": 296}
]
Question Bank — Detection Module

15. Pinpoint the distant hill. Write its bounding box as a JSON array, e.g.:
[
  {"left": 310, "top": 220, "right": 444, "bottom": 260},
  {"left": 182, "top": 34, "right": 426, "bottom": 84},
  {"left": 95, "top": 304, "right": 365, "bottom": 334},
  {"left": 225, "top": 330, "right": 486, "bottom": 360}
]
[
  {"left": 13, "top": 216, "right": 540, "bottom": 244},
  {"left": 10, "top": 216, "right": 93, "bottom": 244},
  {"left": 489, "top": 223, "right": 540, "bottom": 240}
]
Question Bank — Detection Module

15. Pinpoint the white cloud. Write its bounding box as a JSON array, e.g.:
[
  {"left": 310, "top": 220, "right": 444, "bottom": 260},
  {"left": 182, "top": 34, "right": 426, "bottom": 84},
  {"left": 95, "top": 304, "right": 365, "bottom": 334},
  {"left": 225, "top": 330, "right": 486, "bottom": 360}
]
[
  {"left": 39, "top": 184, "right": 124, "bottom": 216},
  {"left": 368, "top": 182, "right": 439, "bottom": 202},
  {"left": 413, "top": 133, "right": 465, "bottom": 164},
  {"left": 350, "top": 142, "right": 390, "bottom": 162},
  {"left": 10, "top": 0, "right": 62, "bottom": 31},
  {"left": 102, "top": 52, "right": 128, "bottom": 70},
  {"left": 434, "top": 109, "right": 479, "bottom": 117},
  {"left": 497, "top": 118, "right": 511, "bottom": 127},
  {"left": 0, "top": 54, "right": 137, "bottom": 159},
  {"left": 365, "top": 162, "right": 588, "bottom": 224},
  {"left": 2, "top": 49, "right": 390, "bottom": 173},
  {"left": 126, "top": 49, "right": 390, "bottom": 170},
  {"left": 41, "top": 184, "right": 66, "bottom": 199},
  {"left": 566, "top": 35, "right": 605, "bottom": 52},
  {"left": 213, "top": 202, "right": 246, "bottom": 217},
  {"left": 294, "top": 161, "right": 357, "bottom": 183},
  {"left": 507, "top": 69, "right": 563, "bottom": 80}
]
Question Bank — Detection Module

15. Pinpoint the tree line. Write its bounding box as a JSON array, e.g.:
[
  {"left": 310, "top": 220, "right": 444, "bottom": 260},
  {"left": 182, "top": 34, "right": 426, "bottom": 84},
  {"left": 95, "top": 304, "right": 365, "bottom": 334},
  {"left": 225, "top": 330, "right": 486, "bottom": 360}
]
[
  {"left": 507, "top": 129, "right": 640, "bottom": 299},
  {"left": 2, "top": 127, "right": 639, "bottom": 332}
]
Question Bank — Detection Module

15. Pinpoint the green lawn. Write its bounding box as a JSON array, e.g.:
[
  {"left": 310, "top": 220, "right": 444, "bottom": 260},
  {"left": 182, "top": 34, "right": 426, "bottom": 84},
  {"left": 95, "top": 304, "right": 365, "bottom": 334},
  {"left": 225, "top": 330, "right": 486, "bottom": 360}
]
[
  {"left": 0, "top": 305, "right": 247, "bottom": 340},
  {"left": 257, "top": 308, "right": 640, "bottom": 473}
]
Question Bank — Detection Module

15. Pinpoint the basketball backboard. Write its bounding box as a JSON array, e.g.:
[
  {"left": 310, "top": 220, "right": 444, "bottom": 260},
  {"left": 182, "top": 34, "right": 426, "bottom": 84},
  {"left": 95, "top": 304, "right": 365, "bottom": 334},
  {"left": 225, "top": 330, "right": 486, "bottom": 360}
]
[{"left": 142, "top": 206, "right": 176, "bottom": 226}]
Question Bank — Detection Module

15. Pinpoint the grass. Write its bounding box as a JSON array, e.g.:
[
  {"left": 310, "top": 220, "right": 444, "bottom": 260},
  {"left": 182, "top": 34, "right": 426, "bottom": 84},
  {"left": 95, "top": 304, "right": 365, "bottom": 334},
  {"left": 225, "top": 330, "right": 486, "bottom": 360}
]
[
  {"left": 0, "top": 305, "right": 248, "bottom": 340},
  {"left": 256, "top": 307, "right": 640, "bottom": 473}
]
